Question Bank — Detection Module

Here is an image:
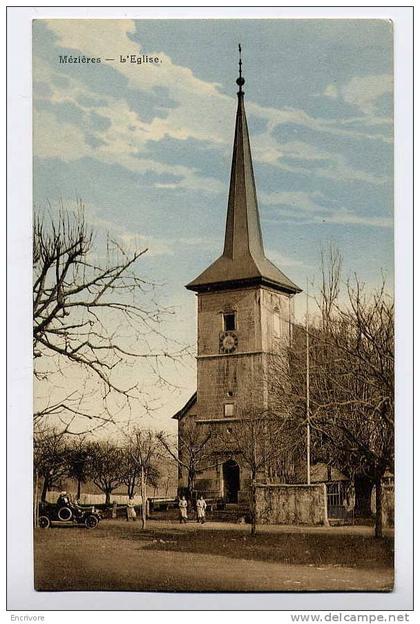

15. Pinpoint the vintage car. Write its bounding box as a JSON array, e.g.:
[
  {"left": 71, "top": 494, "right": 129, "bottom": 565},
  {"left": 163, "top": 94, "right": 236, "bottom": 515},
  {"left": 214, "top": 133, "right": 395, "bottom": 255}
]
[{"left": 38, "top": 502, "right": 101, "bottom": 529}]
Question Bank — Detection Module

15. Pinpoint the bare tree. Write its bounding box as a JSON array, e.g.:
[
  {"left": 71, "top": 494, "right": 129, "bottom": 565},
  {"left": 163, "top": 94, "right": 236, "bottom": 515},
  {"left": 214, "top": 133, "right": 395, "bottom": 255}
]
[
  {"left": 125, "top": 429, "right": 161, "bottom": 529},
  {"left": 286, "top": 247, "right": 394, "bottom": 537},
  {"left": 66, "top": 436, "right": 95, "bottom": 500},
  {"left": 34, "top": 427, "right": 69, "bottom": 502},
  {"left": 319, "top": 243, "right": 342, "bottom": 329},
  {"left": 89, "top": 441, "right": 124, "bottom": 505},
  {"left": 157, "top": 421, "right": 220, "bottom": 502},
  {"left": 33, "top": 204, "right": 189, "bottom": 434},
  {"left": 120, "top": 434, "right": 160, "bottom": 499}
]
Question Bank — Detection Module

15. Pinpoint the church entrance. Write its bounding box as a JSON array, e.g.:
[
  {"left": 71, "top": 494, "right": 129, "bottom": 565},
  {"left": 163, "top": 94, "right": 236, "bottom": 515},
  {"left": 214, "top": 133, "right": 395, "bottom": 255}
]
[{"left": 222, "top": 459, "right": 240, "bottom": 503}]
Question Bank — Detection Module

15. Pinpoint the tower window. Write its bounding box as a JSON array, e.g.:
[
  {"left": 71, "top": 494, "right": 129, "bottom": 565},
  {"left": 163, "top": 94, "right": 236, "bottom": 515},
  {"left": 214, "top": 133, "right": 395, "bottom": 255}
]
[
  {"left": 224, "top": 403, "right": 235, "bottom": 417},
  {"left": 223, "top": 312, "right": 236, "bottom": 331},
  {"left": 273, "top": 307, "right": 281, "bottom": 337}
]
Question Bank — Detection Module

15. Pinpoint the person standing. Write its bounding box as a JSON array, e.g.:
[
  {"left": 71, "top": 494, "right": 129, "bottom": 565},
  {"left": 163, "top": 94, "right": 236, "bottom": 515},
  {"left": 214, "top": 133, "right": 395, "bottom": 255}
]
[
  {"left": 178, "top": 496, "right": 188, "bottom": 524},
  {"left": 126, "top": 495, "right": 137, "bottom": 521},
  {"left": 196, "top": 495, "right": 207, "bottom": 524}
]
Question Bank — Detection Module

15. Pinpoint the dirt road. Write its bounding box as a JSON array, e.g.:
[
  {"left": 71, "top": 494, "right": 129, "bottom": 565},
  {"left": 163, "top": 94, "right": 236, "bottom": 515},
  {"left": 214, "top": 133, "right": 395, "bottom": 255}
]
[{"left": 34, "top": 520, "right": 393, "bottom": 592}]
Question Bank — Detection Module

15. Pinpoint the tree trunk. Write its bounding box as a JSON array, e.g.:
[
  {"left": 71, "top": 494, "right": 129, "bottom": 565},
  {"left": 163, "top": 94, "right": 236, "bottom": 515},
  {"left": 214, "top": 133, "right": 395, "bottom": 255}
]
[
  {"left": 140, "top": 466, "right": 147, "bottom": 529},
  {"left": 354, "top": 475, "right": 374, "bottom": 518},
  {"left": 34, "top": 471, "right": 40, "bottom": 528},
  {"left": 128, "top": 479, "right": 135, "bottom": 498},
  {"left": 187, "top": 471, "right": 195, "bottom": 502},
  {"left": 375, "top": 474, "right": 383, "bottom": 538},
  {"left": 250, "top": 472, "right": 257, "bottom": 536},
  {"left": 105, "top": 489, "right": 111, "bottom": 506},
  {"left": 40, "top": 477, "right": 49, "bottom": 503},
  {"left": 77, "top": 478, "right": 82, "bottom": 500}
]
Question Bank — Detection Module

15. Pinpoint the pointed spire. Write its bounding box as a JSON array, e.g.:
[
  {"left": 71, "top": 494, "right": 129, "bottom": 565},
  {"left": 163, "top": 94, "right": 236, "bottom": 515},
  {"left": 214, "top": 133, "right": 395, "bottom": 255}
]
[
  {"left": 223, "top": 45, "right": 264, "bottom": 262},
  {"left": 237, "top": 43, "right": 244, "bottom": 93},
  {"left": 186, "top": 47, "right": 301, "bottom": 295}
]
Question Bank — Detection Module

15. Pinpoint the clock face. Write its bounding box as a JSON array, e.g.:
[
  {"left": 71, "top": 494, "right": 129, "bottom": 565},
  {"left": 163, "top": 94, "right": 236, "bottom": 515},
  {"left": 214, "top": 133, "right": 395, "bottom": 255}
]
[{"left": 219, "top": 331, "right": 238, "bottom": 354}]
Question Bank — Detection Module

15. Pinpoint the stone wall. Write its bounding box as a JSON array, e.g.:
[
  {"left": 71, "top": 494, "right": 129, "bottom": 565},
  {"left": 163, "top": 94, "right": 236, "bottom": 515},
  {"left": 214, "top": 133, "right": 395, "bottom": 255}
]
[
  {"left": 255, "top": 483, "right": 329, "bottom": 526},
  {"left": 371, "top": 484, "right": 394, "bottom": 528}
]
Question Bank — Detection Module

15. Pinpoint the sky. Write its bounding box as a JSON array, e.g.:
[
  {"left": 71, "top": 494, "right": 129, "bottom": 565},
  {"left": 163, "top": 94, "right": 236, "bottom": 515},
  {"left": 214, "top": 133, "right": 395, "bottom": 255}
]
[{"left": 32, "top": 19, "right": 394, "bottom": 434}]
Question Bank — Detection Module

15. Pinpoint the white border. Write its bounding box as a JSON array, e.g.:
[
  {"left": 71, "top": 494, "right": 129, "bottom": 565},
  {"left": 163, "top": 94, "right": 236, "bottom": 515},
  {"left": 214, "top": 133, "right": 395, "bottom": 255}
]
[{"left": 6, "top": 5, "right": 413, "bottom": 612}]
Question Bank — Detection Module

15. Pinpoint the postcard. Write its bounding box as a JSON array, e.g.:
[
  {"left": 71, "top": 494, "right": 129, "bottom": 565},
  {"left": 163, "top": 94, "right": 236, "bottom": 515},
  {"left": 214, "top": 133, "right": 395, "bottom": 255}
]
[{"left": 6, "top": 8, "right": 414, "bottom": 612}]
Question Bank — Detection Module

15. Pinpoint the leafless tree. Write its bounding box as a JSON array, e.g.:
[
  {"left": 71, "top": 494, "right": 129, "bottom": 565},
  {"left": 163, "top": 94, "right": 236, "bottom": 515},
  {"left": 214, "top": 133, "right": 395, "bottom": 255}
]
[
  {"left": 157, "top": 421, "right": 220, "bottom": 502},
  {"left": 89, "top": 441, "right": 124, "bottom": 505},
  {"left": 66, "top": 436, "right": 95, "bottom": 500},
  {"left": 124, "top": 429, "right": 161, "bottom": 528},
  {"left": 319, "top": 243, "right": 342, "bottom": 329},
  {"left": 34, "top": 426, "right": 69, "bottom": 502},
  {"left": 33, "top": 203, "right": 190, "bottom": 434},
  {"left": 286, "top": 246, "right": 394, "bottom": 537}
]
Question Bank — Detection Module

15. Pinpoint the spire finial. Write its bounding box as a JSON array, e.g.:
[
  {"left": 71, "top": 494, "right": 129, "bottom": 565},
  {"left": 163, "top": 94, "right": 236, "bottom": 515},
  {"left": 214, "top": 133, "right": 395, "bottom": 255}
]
[{"left": 236, "top": 43, "right": 245, "bottom": 93}]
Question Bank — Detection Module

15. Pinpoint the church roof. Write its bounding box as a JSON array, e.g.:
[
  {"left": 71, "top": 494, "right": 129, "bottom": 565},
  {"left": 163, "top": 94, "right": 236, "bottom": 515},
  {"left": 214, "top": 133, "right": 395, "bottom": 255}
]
[
  {"left": 172, "top": 392, "right": 197, "bottom": 420},
  {"left": 186, "top": 58, "right": 301, "bottom": 295}
]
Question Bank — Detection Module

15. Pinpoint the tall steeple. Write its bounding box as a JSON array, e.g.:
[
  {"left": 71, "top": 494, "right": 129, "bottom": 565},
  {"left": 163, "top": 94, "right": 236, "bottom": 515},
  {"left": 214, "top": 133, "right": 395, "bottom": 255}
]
[{"left": 187, "top": 46, "right": 301, "bottom": 295}]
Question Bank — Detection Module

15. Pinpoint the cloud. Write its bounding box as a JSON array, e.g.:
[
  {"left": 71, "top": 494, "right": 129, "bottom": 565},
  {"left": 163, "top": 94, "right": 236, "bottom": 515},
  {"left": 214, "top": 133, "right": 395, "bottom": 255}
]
[
  {"left": 324, "top": 74, "right": 393, "bottom": 116},
  {"left": 34, "top": 19, "right": 392, "bottom": 200},
  {"left": 34, "top": 108, "right": 89, "bottom": 160},
  {"left": 33, "top": 53, "right": 226, "bottom": 193},
  {"left": 266, "top": 249, "right": 305, "bottom": 268},
  {"left": 71, "top": 202, "right": 222, "bottom": 257},
  {"left": 77, "top": 202, "right": 175, "bottom": 257},
  {"left": 261, "top": 191, "right": 327, "bottom": 213},
  {"left": 323, "top": 210, "right": 392, "bottom": 228},
  {"left": 254, "top": 134, "right": 388, "bottom": 186},
  {"left": 248, "top": 100, "right": 392, "bottom": 145},
  {"left": 323, "top": 84, "right": 338, "bottom": 99},
  {"left": 260, "top": 191, "right": 392, "bottom": 229}
]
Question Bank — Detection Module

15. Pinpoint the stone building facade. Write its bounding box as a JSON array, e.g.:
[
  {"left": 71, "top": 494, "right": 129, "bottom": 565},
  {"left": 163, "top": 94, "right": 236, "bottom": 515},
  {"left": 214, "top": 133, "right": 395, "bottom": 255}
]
[{"left": 173, "top": 66, "right": 301, "bottom": 503}]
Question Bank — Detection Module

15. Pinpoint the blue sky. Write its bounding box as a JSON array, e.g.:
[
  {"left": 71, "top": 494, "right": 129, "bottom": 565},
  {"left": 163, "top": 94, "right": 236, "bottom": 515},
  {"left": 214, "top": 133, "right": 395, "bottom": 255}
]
[{"left": 33, "top": 19, "right": 393, "bottom": 431}]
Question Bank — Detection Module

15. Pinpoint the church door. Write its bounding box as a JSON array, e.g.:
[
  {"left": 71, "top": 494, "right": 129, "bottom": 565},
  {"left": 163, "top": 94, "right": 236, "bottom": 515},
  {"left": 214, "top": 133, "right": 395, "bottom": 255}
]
[{"left": 223, "top": 459, "right": 240, "bottom": 503}]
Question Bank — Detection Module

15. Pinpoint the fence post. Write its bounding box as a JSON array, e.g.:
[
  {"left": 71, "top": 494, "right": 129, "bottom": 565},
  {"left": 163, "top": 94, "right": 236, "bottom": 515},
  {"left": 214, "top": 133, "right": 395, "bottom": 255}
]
[{"left": 321, "top": 483, "right": 329, "bottom": 527}]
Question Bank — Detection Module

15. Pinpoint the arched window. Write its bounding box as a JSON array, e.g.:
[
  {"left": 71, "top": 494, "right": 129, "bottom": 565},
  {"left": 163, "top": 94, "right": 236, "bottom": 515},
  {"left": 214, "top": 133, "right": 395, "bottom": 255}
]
[{"left": 273, "top": 307, "right": 281, "bottom": 338}]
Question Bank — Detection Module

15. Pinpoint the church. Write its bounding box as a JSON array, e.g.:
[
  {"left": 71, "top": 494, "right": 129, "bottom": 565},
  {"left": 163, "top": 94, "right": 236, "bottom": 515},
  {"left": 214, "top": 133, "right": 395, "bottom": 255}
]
[{"left": 173, "top": 54, "right": 302, "bottom": 504}]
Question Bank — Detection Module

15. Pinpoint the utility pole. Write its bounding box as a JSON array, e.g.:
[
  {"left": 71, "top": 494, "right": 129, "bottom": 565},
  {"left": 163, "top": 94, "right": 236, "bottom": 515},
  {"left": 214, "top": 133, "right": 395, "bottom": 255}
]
[{"left": 306, "top": 279, "right": 311, "bottom": 485}]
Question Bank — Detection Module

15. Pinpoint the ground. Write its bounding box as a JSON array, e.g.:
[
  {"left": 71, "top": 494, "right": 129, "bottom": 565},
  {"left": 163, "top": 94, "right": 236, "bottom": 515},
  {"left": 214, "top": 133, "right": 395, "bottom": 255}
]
[{"left": 34, "top": 519, "right": 394, "bottom": 592}]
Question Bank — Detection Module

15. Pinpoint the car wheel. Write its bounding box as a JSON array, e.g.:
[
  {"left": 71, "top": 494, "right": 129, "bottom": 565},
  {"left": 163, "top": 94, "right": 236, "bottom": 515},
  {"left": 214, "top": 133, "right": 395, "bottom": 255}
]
[
  {"left": 85, "top": 514, "right": 98, "bottom": 529},
  {"left": 57, "top": 506, "right": 73, "bottom": 521},
  {"left": 39, "top": 515, "right": 50, "bottom": 529}
]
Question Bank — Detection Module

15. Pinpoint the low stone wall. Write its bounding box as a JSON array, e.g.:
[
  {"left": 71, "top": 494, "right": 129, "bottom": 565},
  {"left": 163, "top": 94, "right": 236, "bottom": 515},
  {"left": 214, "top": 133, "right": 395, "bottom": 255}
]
[
  {"left": 371, "top": 484, "right": 394, "bottom": 527},
  {"left": 255, "top": 483, "right": 329, "bottom": 526}
]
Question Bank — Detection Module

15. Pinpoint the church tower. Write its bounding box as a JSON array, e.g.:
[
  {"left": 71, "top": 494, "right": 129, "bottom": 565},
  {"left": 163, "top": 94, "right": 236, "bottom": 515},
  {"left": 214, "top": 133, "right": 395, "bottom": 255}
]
[{"left": 174, "top": 48, "right": 301, "bottom": 502}]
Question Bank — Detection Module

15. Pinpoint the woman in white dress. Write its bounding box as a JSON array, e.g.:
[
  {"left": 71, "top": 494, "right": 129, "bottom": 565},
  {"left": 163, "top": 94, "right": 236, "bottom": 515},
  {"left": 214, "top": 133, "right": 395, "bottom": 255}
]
[
  {"left": 196, "top": 496, "right": 207, "bottom": 524},
  {"left": 178, "top": 496, "right": 188, "bottom": 524},
  {"left": 126, "top": 496, "right": 137, "bottom": 521}
]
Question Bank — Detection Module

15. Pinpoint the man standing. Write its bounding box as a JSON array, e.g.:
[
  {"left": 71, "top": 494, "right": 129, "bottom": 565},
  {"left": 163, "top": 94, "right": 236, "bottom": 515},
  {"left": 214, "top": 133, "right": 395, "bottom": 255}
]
[{"left": 196, "top": 495, "right": 207, "bottom": 524}]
